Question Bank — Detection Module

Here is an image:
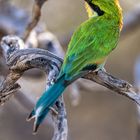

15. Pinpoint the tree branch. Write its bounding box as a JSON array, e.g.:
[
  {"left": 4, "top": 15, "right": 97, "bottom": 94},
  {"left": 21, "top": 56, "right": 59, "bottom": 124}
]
[
  {"left": 0, "top": 35, "right": 68, "bottom": 140},
  {"left": 84, "top": 70, "right": 140, "bottom": 105},
  {"left": 23, "top": 0, "right": 47, "bottom": 41},
  {"left": 51, "top": 96, "right": 68, "bottom": 140}
]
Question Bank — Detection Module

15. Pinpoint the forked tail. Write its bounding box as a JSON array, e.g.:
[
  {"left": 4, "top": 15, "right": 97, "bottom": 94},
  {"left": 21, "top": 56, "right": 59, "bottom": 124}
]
[{"left": 27, "top": 75, "right": 68, "bottom": 133}]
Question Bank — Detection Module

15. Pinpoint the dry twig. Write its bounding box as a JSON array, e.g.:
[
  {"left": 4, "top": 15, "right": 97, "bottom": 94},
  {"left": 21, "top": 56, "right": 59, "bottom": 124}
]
[
  {"left": 23, "top": 0, "right": 47, "bottom": 41},
  {"left": 84, "top": 70, "right": 140, "bottom": 105}
]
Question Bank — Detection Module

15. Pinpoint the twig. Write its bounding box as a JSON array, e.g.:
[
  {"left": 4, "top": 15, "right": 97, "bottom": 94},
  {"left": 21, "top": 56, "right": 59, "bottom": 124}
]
[
  {"left": 23, "top": 0, "right": 47, "bottom": 41},
  {"left": 84, "top": 70, "right": 140, "bottom": 105},
  {"left": 51, "top": 97, "right": 68, "bottom": 140}
]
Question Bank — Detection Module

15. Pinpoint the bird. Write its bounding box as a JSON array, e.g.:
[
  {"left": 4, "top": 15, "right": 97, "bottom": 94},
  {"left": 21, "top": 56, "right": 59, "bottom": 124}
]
[{"left": 27, "top": 0, "right": 123, "bottom": 133}]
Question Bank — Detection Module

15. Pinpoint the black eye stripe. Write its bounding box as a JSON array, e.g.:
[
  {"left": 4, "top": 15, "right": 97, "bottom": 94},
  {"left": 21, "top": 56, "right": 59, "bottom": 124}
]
[{"left": 86, "top": 0, "right": 105, "bottom": 16}]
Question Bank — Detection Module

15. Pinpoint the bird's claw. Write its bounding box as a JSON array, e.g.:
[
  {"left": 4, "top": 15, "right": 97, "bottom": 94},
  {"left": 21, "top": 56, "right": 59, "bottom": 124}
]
[{"left": 49, "top": 106, "right": 58, "bottom": 115}]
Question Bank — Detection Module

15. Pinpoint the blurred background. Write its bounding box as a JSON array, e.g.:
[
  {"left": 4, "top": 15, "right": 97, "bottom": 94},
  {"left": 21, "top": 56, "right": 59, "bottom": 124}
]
[{"left": 0, "top": 0, "right": 140, "bottom": 140}]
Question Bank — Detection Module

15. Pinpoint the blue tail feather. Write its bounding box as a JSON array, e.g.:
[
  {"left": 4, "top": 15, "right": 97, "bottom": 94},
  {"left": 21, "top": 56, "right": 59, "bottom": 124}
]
[
  {"left": 33, "top": 108, "right": 49, "bottom": 134},
  {"left": 27, "top": 110, "right": 35, "bottom": 121},
  {"left": 28, "top": 75, "right": 67, "bottom": 133}
]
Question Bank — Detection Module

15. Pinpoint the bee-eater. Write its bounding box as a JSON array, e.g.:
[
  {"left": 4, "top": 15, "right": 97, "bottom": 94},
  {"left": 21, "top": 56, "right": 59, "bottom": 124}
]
[{"left": 28, "top": 0, "right": 123, "bottom": 133}]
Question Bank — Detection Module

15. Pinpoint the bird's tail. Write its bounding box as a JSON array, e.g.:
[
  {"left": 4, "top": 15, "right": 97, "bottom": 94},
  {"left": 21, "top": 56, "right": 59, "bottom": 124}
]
[{"left": 27, "top": 75, "right": 67, "bottom": 134}]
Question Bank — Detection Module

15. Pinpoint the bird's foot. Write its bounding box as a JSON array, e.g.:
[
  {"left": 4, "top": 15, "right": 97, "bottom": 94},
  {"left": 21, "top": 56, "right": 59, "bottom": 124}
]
[{"left": 49, "top": 106, "right": 58, "bottom": 115}]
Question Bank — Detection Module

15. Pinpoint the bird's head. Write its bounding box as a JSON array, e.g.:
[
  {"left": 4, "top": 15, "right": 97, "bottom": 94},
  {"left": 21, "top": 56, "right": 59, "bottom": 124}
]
[{"left": 85, "top": 0, "right": 122, "bottom": 17}]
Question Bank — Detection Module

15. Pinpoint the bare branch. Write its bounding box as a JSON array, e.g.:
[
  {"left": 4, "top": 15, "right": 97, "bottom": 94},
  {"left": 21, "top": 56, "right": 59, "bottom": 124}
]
[
  {"left": 51, "top": 96, "right": 68, "bottom": 140},
  {"left": 23, "top": 0, "right": 47, "bottom": 41},
  {"left": 0, "top": 43, "right": 62, "bottom": 103},
  {"left": 84, "top": 70, "right": 140, "bottom": 105},
  {"left": 0, "top": 35, "right": 68, "bottom": 140}
]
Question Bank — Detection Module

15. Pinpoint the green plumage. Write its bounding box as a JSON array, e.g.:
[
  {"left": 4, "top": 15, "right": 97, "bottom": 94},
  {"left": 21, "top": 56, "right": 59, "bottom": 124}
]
[{"left": 62, "top": 3, "right": 122, "bottom": 79}]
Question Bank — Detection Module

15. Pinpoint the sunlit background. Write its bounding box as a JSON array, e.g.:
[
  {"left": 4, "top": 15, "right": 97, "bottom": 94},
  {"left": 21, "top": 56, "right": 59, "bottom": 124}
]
[{"left": 0, "top": 0, "right": 140, "bottom": 140}]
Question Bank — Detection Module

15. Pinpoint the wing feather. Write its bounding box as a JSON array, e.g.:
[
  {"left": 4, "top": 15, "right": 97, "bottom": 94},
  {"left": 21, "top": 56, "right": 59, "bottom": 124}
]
[{"left": 62, "top": 17, "right": 119, "bottom": 77}]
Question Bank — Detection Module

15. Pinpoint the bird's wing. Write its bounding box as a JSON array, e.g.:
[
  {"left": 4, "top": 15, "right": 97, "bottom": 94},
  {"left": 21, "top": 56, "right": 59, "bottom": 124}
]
[{"left": 62, "top": 18, "right": 119, "bottom": 78}]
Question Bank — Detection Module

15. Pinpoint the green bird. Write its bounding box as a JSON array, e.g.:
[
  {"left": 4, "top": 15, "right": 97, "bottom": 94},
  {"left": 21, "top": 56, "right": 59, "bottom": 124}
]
[{"left": 28, "top": 0, "right": 123, "bottom": 133}]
